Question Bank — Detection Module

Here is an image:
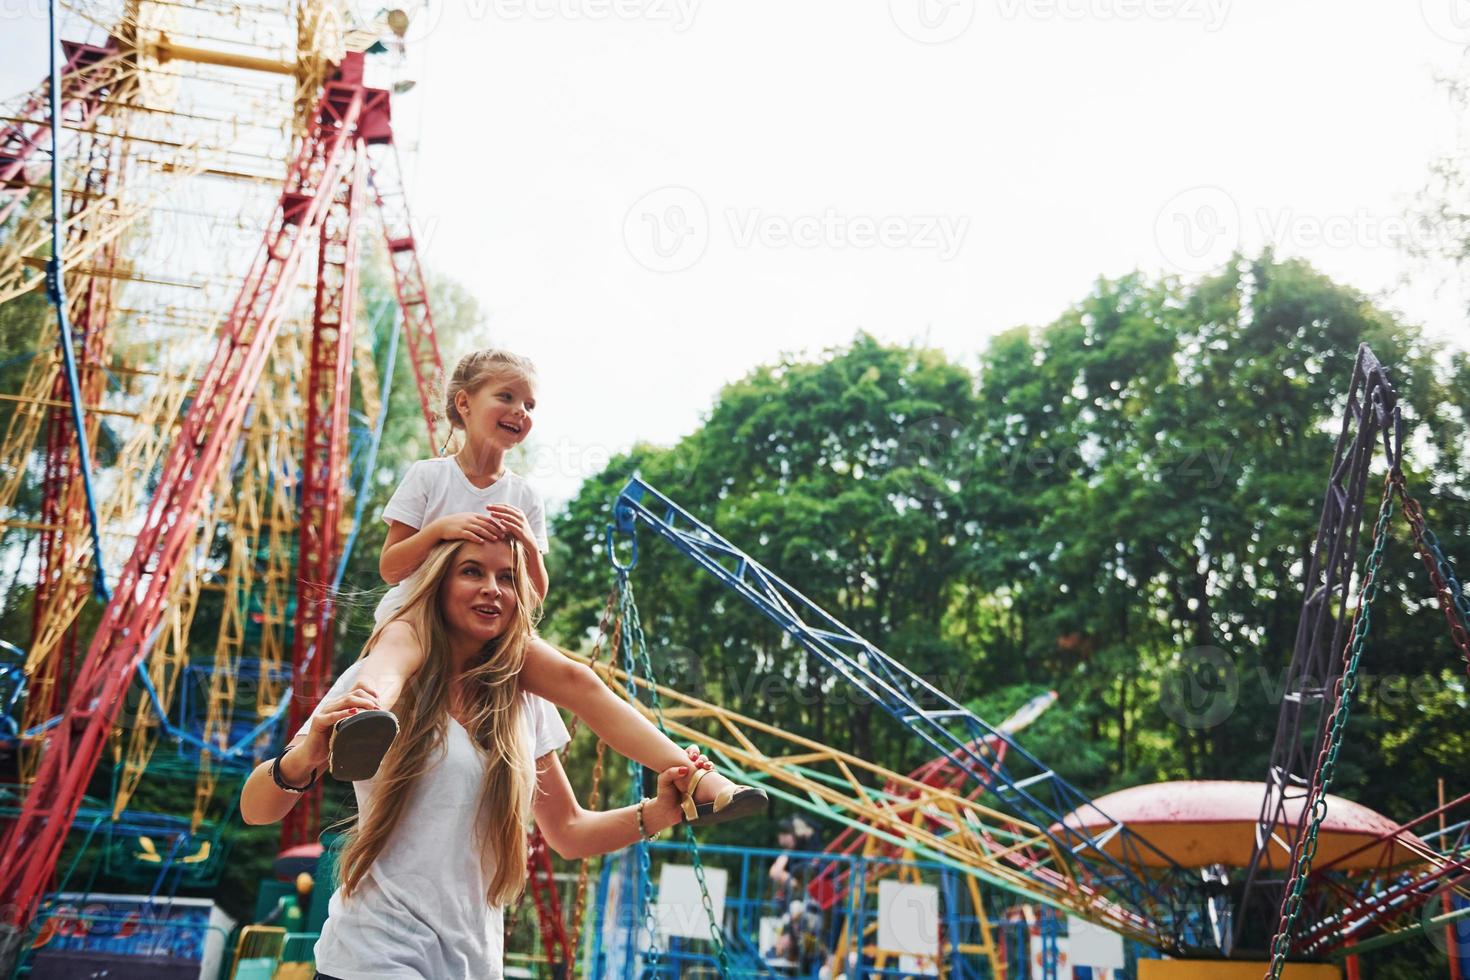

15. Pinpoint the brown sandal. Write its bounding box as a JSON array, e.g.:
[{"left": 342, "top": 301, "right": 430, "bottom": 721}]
[
  {"left": 679, "top": 767, "right": 769, "bottom": 827},
  {"left": 328, "top": 709, "right": 399, "bottom": 782}
]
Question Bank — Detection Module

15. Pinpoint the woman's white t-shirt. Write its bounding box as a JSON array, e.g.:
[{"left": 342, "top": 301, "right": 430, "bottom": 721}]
[
  {"left": 297, "top": 660, "right": 571, "bottom": 980},
  {"left": 376, "top": 459, "right": 549, "bottom": 625}
]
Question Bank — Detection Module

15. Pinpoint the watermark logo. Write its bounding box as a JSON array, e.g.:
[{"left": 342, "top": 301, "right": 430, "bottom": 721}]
[
  {"left": 1154, "top": 185, "right": 1455, "bottom": 275},
  {"left": 889, "top": 0, "right": 977, "bottom": 43},
  {"left": 1421, "top": 0, "right": 1470, "bottom": 45},
  {"left": 1420, "top": 882, "right": 1470, "bottom": 956},
  {"left": 1159, "top": 645, "right": 1239, "bottom": 729},
  {"left": 726, "top": 208, "right": 969, "bottom": 261},
  {"left": 1154, "top": 185, "right": 1241, "bottom": 275},
  {"left": 473, "top": 0, "right": 701, "bottom": 31},
  {"left": 343, "top": 0, "right": 448, "bottom": 46},
  {"left": 895, "top": 415, "right": 974, "bottom": 504},
  {"left": 994, "top": 0, "right": 1231, "bottom": 31},
  {"left": 624, "top": 186, "right": 709, "bottom": 273},
  {"left": 624, "top": 189, "right": 971, "bottom": 271}
]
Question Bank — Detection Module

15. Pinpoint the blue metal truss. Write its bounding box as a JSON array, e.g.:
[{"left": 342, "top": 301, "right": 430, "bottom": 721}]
[{"left": 608, "top": 476, "right": 1206, "bottom": 951}]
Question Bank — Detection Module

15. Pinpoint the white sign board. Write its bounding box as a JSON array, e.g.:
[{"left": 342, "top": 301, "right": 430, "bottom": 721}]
[
  {"left": 1067, "top": 915, "right": 1126, "bottom": 969},
  {"left": 876, "top": 880, "right": 940, "bottom": 957},
  {"left": 654, "top": 863, "right": 728, "bottom": 940}
]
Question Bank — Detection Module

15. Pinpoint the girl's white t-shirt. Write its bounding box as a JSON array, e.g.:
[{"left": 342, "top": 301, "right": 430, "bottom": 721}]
[
  {"left": 376, "top": 458, "right": 549, "bottom": 625},
  {"left": 298, "top": 659, "right": 571, "bottom": 980}
]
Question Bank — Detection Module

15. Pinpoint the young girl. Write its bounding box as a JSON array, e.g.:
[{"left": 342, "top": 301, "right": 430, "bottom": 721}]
[
  {"left": 241, "top": 536, "right": 707, "bottom": 978},
  {"left": 346, "top": 348, "right": 762, "bottom": 826}
]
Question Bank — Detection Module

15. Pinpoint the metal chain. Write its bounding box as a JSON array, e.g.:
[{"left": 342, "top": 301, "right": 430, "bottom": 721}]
[
  {"left": 567, "top": 589, "right": 623, "bottom": 963},
  {"left": 618, "top": 573, "right": 665, "bottom": 979},
  {"left": 1393, "top": 473, "right": 1470, "bottom": 675},
  {"left": 1265, "top": 477, "right": 1396, "bottom": 979},
  {"left": 619, "top": 576, "right": 733, "bottom": 977},
  {"left": 514, "top": 593, "right": 622, "bottom": 959}
]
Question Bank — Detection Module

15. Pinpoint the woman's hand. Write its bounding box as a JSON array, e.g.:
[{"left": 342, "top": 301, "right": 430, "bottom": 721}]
[
  {"left": 430, "top": 511, "right": 506, "bottom": 545},
  {"left": 649, "top": 744, "right": 716, "bottom": 833},
  {"left": 297, "top": 683, "right": 384, "bottom": 767},
  {"left": 651, "top": 764, "right": 691, "bottom": 834}
]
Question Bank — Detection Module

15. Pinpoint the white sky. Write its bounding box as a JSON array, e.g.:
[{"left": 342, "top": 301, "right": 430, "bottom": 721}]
[{"left": 3, "top": 0, "right": 1468, "bottom": 509}]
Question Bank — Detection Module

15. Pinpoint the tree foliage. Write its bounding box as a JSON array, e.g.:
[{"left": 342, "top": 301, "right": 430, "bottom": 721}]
[{"left": 545, "top": 253, "right": 1470, "bottom": 828}]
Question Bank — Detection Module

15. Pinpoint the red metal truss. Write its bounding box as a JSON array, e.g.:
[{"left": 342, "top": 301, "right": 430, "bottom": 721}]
[
  {"left": 1294, "top": 789, "right": 1470, "bottom": 955},
  {"left": 527, "top": 827, "right": 574, "bottom": 976},
  {"left": 282, "top": 142, "right": 369, "bottom": 850},
  {"left": 26, "top": 123, "right": 122, "bottom": 771},
  {"left": 368, "top": 142, "right": 446, "bottom": 449},
  {"left": 0, "top": 57, "right": 385, "bottom": 937},
  {"left": 0, "top": 40, "right": 120, "bottom": 227}
]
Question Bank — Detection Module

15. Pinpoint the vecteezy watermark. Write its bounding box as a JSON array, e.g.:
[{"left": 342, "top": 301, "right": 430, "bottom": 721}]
[
  {"left": 624, "top": 187, "right": 970, "bottom": 272},
  {"left": 727, "top": 208, "right": 969, "bottom": 261},
  {"left": 1420, "top": 0, "right": 1470, "bottom": 45},
  {"left": 1154, "top": 185, "right": 1455, "bottom": 275},
  {"left": 624, "top": 186, "right": 710, "bottom": 273},
  {"left": 892, "top": 416, "right": 1239, "bottom": 505},
  {"left": 341, "top": 0, "right": 700, "bottom": 38},
  {"left": 889, "top": 0, "right": 977, "bottom": 44},
  {"left": 1159, "top": 646, "right": 1240, "bottom": 729},
  {"left": 1153, "top": 186, "right": 1242, "bottom": 275},
  {"left": 1421, "top": 881, "right": 1470, "bottom": 956},
  {"left": 470, "top": 0, "right": 701, "bottom": 31},
  {"left": 1160, "top": 646, "right": 1456, "bottom": 731},
  {"left": 995, "top": 0, "right": 1230, "bottom": 31}
]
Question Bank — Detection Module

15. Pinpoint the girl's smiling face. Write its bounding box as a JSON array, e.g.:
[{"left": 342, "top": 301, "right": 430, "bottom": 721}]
[{"left": 456, "top": 375, "right": 536, "bottom": 448}]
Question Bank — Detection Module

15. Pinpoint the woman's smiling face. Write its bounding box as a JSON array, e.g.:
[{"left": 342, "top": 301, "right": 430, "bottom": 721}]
[{"left": 438, "top": 539, "right": 520, "bottom": 644}]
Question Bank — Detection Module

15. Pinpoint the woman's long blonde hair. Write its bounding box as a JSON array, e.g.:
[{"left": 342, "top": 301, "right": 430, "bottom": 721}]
[{"left": 336, "top": 538, "right": 541, "bottom": 907}]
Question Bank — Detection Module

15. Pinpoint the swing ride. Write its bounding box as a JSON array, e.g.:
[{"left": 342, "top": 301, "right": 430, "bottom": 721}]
[{"left": 1, "top": 2, "right": 1467, "bottom": 978}]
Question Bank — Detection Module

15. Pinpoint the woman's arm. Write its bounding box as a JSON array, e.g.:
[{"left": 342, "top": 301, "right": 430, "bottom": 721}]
[
  {"left": 532, "top": 750, "right": 688, "bottom": 860},
  {"left": 519, "top": 638, "right": 693, "bottom": 775},
  {"left": 239, "top": 688, "right": 379, "bottom": 825},
  {"left": 239, "top": 624, "right": 426, "bottom": 825}
]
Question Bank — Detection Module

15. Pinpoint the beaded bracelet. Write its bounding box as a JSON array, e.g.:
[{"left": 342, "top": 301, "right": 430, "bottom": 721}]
[{"left": 636, "top": 797, "right": 660, "bottom": 842}]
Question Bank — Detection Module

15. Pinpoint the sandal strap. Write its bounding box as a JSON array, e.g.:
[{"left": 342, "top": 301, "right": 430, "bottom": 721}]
[{"left": 680, "top": 766, "right": 712, "bottom": 823}]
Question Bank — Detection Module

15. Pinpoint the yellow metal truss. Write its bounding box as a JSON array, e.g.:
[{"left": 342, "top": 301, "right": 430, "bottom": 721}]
[{"left": 563, "top": 645, "right": 1157, "bottom": 946}]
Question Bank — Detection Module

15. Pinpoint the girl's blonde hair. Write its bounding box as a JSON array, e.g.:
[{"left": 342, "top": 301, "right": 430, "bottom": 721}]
[
  {"left": 443, "top": 348, "right": 538, "bottom": 438},
  {"left": 335, "top": 537, "right": 541, "bottom": 907}
]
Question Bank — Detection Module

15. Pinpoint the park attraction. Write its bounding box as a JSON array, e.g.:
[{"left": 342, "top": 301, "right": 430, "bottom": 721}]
[{"left": 0, "top": 3, "right": 1467, "bottom": 980}]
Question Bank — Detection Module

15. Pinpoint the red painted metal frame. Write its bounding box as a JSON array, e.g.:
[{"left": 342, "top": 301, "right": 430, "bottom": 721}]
[
  {"left": 0, "top": 61, "right": 372, "bottom": 933},
  {"left": 281, "top": 140, "right": 370, "bottom": 850},
  {"left": 806, "top": 734, "right": 1009, "bottom": 911},
  {"left": 26, "top": 122, "right": 121, "bottom": 770},
  {"left": 1293, "top": 790, "right": 1470, "bottom": 955},
  {"left": 527, "top": 827, "right": 575, "bottom": 974},
  {"left": 368, "top": 142, "right": 446, "bottom": 452},
  {"left": 0, "top": 40, "right": 118, "bottom": 227}
]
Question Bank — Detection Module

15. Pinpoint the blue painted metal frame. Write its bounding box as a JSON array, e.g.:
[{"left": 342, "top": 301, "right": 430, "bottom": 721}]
[{"left": 608, "top": 476, "right": 1202, "bottom": 950}]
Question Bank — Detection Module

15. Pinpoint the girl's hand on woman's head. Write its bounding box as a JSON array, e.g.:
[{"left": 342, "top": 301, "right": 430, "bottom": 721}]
[
  {"left": 298, "top": 684, "right": 384, "bottom": 766},
  {"left": 484, "top": 504, "right": 534, "bottom": 549},
  {"left": 430, "top": 512, "right": 506, "bottom": 546}
]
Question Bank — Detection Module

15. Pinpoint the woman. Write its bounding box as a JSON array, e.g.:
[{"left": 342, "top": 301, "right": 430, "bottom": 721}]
[{"left": 240, "top": 535, "right": 708, "bottom": 979}]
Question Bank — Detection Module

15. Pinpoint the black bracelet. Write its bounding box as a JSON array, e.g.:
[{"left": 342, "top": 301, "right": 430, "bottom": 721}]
[{"left": 271, "top": 745, "right": 319, "bottom": 793}]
